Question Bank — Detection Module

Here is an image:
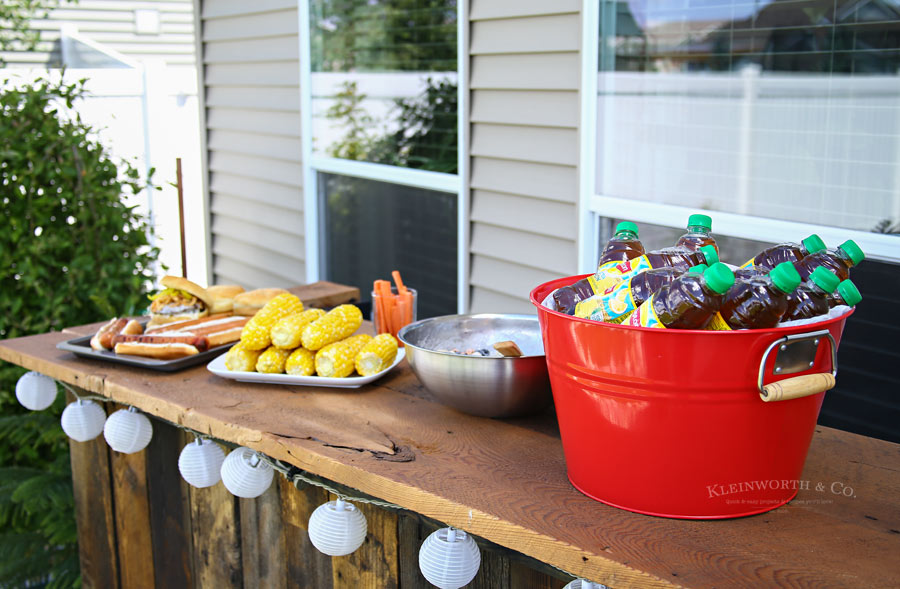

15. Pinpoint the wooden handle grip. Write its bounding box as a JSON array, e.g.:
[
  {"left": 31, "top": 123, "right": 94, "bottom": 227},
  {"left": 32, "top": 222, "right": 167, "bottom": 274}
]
[{"left": 761, "top": 373, "right": 835, "bottom": 402}]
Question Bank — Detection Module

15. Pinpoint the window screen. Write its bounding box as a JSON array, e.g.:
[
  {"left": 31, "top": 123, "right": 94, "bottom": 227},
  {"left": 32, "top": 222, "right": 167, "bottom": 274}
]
[
  {"left": 319, "top": 172, "right": 458, "bottom": 318},
  {"left": 596, "top": 0, "right": 900, "bottom": 235},
  {"left": 309, "top": 0, "right": 458, "bottom": 173}
]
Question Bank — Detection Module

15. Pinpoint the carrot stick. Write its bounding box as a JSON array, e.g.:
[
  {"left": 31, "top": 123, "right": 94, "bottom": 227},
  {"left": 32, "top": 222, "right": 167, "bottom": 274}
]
[
  {"left": 378, "top": 280, "right": 396, "bottom": 335},
  {"left": 401, "top": 291, "right": 414, "bottom": 325},
  {"left": 392, "top": 270, "right": 409, "bottom": 295},
  {"left": 374, "top": 280, "right": 390, "bottom": 333}
]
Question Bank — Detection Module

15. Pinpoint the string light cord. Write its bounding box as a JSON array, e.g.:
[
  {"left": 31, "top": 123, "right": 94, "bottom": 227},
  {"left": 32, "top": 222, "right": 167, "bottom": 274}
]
[{"left": 51, "top": 379, "right": 581, "bottom": 581}]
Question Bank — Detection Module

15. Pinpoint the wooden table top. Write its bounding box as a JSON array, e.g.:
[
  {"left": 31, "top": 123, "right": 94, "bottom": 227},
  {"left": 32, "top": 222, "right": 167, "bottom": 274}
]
[{"left": 1, "top": 320, "right": 898, "bottom": 588}]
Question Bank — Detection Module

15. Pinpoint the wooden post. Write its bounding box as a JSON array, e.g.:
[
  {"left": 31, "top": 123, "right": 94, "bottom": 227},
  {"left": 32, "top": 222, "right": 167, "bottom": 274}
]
[{"left": 176, "top": 157, "right": 187, "bottom": 278}]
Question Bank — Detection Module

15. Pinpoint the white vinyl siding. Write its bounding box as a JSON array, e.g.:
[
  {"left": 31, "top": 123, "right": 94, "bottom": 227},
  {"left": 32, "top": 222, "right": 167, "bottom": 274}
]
[
  {"left": 467, "top": 1, "right": 581, "bottom": 313},
  {"left": 200, "top": 0, "right": 305, "bottom": 289},
  {"left": 2, "top": 0, "right": 195, "bottom": 67}
]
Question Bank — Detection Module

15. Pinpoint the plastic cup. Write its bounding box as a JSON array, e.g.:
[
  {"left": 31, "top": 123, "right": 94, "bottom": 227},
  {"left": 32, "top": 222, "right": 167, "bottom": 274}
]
[{"left": 371, "top": 287, "right": 417, "bottom": 345}]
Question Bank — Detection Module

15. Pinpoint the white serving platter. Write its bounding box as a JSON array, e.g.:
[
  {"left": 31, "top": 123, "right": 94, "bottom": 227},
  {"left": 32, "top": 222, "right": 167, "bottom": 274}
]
[{"left": 206, "top": 348, "right": 405, "bottom": 388}]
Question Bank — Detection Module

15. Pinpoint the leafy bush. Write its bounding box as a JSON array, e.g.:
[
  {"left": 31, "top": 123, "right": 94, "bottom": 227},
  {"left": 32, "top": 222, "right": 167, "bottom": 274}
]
[{"left": 0, "top": 74, "right": 160, "bottom": 587}]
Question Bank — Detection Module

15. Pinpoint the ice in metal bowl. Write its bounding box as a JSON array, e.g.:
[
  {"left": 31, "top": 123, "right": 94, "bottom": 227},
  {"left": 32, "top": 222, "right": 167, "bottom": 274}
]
[{"left": 398, "top": 314, "right": 552, "bottom": 418}]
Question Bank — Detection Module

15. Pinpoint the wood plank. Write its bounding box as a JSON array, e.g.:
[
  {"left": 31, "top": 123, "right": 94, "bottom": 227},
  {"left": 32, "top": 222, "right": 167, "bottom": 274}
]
[
  {"left": 469, "top": 254, "right": 567, "bottom": 302},
  {"left": 469, "top": 286, "right": 539, "bottom": 315},
  {"left": 240, "top": 483, "right": 287, "bottom": 588},
  {"left": 108, "top": 402, "right": 155, "bottom": 589},
  {"left": 470, "top": 157, "right": 577, "bottom": 203},
  {"left": 145, "top": 420, "right": 194, "bottom": 588},
  {"left": 287, "top": 281, "right": 360, "bottom": 309},
  {"left": 470, "top": 189, "right": 577, "bottom": 239},
  {"left": 205, "top": 61, "right": 300, "bottom": 87},
  {"left": 510, "top": 563, "right": 568, "bottom": 589},
  {"left": 185, "top": 432, "right": 241, "bottom": 589},
  {"left": 331, "top": 499, "right": 399, "bottom": 588},
  {"left": 471, "top": 123, "right": 578, "bottom": 167},
  {"left": 469, "top": 542, "right": 510, "bottom": 589},
  {"left": 470, "top": 90, "right": 578, "bottom": 129},
  {"left": 470, "top": 222, "right": 577, "bottom": 275},
  {"left": 470, "top": 53, "right": 579, "bottom": 91},
  {"left": 469, "top": 0, "right": 580, "bottom": 20},
  {"left": 204, "top": 35, "right": 299, "bottom": 64},
  {"left": 280, "top": 478, "right": 334, "bottom": 588},
  {"left": 6, "top": 333, "right": 900, "bottom": 588},
  {"left": 398, "top": 513, "right": 439, "bottom": 589},
  {"left": 67, "top": 391, "right": 120, "bottom": 589}
]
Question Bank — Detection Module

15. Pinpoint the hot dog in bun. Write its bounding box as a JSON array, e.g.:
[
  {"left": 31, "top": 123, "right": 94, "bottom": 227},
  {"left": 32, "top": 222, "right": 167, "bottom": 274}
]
[{"left": 147, "top": 276, "right": 214, "bottom": 328}]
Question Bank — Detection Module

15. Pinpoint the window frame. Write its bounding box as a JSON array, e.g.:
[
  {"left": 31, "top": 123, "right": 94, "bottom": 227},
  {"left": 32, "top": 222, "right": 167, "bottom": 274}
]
[
  {"left": 298, "top": 0, "right": 468, "bottom": 313},
  {"left": 578, "top": 0, "right": 900, "bottom": 273}
]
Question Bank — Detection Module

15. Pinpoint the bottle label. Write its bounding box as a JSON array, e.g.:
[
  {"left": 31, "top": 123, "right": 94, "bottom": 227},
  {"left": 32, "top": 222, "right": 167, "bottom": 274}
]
[
  {"left": 625, "top": 296, "right": 664, "bottom": 328},
  {"left": 595, "top": 255, "right": 653, "bottom": 288},
  {"left": 739, "top": 258, "right": 756, "bottom": 269},
  {"left": 574, "top": 277, "right": 637, "bottom": 323},
  {"left": 585, "top": 274, "right": 617, "bottom": 297},
  {"left": 705, "top": 312, "right": 733, "bottom": 331}
]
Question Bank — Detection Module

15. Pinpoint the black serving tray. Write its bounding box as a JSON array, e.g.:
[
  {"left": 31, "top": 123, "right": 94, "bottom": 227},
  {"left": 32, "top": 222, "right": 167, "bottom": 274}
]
[{"left": 56, "top": 331, "right": 235, "bottom": 372}]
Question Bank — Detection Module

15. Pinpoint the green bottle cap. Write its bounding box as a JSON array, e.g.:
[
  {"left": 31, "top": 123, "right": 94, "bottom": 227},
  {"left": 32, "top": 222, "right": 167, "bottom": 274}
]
[
  {"left": 703, "top": 262, "right": 734, "bottom": 295},
  {"left": 769, "top": 262, "right": 802, "bottom": 294},
  {"left": 810, "top": 267, "right": 840, "bottom": 293},
  {"left": 838, "top": 239, "right": 865, "bottom": 266},
  {"left": 699, "top": 244, "right": 719, "bottom": 265},
  {"left": 615, "top": 221, "right": 639, "bottom": 237},
  {"left": 687, "top": 214, "right": 712, "bottom": 230},
  {"left": 801, "top": 234, "right": 826, "bottom": 255},
  {"left": 688, "top": 263, "right": 708, "bottom": 274},
  {"left": 836, "top": 280, "right": 862, "bottom": 306}
]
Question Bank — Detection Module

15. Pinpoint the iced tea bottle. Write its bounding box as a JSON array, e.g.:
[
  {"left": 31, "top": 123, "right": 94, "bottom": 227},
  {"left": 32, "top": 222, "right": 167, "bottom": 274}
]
[
  {"left": 706, "top": 262, "right": 802, "bottom": 330},
  {"left": 740, "top": 234, "right": 826, "bottom": 270},
  {"left": 828, "top": 279, "right": 862, "bottom": 308},
  {"left": 625, "top": 262, "right": 735, "bottom": 329},
  {"left": 794, "top": 239, "right": 865, "bottom": 281},
  {"left": 598, "top": 221, "right": 645, "bottom": 265},
  {"left": 675, "top": 213, "right": 718, "bottom": 254},
  {"left": 552, "top": 222, "right": 645, "bottom": 314},
  {"left": 575, "top": 266, "right": 685, "bottom": 322},
  {"left": 782, "top": 267, "right": 840, "bottom": 321},
  {"left": 593, "top": 244, "right": 720, "bottom": 295}
]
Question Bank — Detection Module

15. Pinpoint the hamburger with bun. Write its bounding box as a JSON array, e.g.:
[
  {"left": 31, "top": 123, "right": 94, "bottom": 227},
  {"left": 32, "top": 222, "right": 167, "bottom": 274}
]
[{"left": 147, "top": 276, "right": 214, "bottom": 328}]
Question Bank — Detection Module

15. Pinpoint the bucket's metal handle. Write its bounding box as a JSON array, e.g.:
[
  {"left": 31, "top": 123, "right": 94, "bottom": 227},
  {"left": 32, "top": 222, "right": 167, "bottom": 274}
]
[{"left": 758, "top": 330, "right": 837, "bottom": 402}]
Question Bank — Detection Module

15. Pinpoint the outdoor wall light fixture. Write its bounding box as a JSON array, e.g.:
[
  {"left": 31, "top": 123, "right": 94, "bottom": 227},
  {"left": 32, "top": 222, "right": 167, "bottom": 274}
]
[
  {"left": 60, "top": 399, "right": 107, "bottom": 442},
  {"left": 418, "top": 527, "right": 481, "bottom": 589},
  {"left": 220, "top": 446, "right": 274, "bottom": 498},
  {"left": 15, "top": 371, "right": 58, "bottom": 411},
  {"left": 178, "top": 437, "right": 226, "bottom": 489},
  {"left": 307, "top": 498, "right": 368, "bottom": 556},
  {"left": 103, "top": 406, "right": 153, "bottom": 453}
]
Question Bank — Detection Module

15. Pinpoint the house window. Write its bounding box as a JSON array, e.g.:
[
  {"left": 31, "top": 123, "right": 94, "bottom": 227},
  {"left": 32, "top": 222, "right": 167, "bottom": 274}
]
[
  {"left": 580, "top": 0, "right": 900, "bottom": 268},
  {"left": 301, "top": 0, "right": 465, "bottom": 316},
  {"left": 580, "top": 1, "right": 900, "bottom": 443}
]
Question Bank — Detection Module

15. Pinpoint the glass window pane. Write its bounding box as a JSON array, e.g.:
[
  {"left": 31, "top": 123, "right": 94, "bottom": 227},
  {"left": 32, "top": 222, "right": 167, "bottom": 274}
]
[
  {"left": 596, "top": 0, "right": 900, "bottom": 235},
  {"left": 319, "top": 172, "right": 457, "bottom": 318},
  {"left": 310, "top": 1, "right": 458, "bottom": 173}
]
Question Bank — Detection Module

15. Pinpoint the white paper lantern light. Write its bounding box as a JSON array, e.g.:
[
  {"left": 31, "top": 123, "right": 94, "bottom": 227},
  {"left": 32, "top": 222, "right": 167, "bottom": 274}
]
[
  {"left": 60, "top": 400, "right": 107, "bottom": 442},
  {"left": 418, "top": 527, "right": 481, "bottom": 589},
  {"left": 103, "top": 407, "right": 153, "bottom": 453},
  {"left": 563, "top": 580, "right": 609, "bottom": 589},
  {"left": 220, "top": 446, "right": 273, "bottom": 498},
  {"left": 178, "top": 438, "right": 226, "bottom": 488},
  {"left": 308, "top": 498, "right": 368, "bottom": 556},
  {"left": 16, "top": 371, "right": 58, "bottom": 411}
]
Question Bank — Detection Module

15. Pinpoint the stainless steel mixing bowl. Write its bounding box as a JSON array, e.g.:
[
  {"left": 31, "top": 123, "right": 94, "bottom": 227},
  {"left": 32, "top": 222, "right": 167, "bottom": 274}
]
[{"left": 397, "top": 314, "right": 552, "bottom": 418}]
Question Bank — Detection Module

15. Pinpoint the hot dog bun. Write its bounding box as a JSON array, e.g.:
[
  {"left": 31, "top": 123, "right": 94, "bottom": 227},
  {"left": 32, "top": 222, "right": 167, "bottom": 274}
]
[
  {"left": 114, "top": 341, "right": 200, "bottom": 359},
  {"left": 207, "top": 284, "right": 245, "bottom": 314},
  {"left": 233, "top": 288, "right": 289, "bottom": 316},
  {"left": 91, "top": 318, "right": 126, "bottom": 351}
]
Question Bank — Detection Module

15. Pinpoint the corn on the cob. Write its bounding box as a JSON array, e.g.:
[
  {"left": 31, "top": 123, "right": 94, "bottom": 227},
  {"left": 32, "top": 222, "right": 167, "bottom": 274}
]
[
  {"left": 271, "top": 308, "right": 326, "bottom": 349},
  {"left": 315, "top": 334, "right": 372, "bottom": 378},
  {"left": 301, "top": 304, "right": 363, "bottom": 351},
  {"left": 240, "top": 293, "right": 304, "bottom": 350},
  {"left": 355, "top": 333, "right": 398, "bottom": 376},
  {"left": 224, "top": 343, "right": 262, "bottom": 372},
  {"left": 285, "top": 347, "right": 316, "bottom": 376},
  {"left": 256, "top": 346, "right": 292, "bottom": 374}
]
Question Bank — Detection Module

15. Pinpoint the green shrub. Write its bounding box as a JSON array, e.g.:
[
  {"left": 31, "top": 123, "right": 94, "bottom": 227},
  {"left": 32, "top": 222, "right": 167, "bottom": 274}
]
[{"left": 0, "top": 74, "right": 160, "bottom": 588}]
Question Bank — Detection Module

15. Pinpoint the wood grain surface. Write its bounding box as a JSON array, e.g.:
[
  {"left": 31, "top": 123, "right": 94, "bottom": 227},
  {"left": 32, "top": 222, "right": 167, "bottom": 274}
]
[{"left": 5, "top": 327, "right": 900, "bottom": 588}]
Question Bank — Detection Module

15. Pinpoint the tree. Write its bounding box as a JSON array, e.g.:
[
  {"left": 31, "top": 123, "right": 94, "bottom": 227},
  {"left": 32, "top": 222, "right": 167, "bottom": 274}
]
[{"left": 0, "top": 74, "right": 160, "bottom": 588}]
